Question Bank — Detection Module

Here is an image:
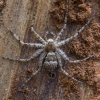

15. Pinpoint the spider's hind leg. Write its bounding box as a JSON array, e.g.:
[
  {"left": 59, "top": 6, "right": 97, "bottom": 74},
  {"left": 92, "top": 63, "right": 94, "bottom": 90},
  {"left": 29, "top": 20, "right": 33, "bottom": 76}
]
[
  {"left": 60, "top": 67, "right": 82, "bottom": 84},
  {"left": 21, "top": 66, "right": 41, "bottom": 88},
  {"left": 21, "top": 52, "right": 47, "bottom": 88},
  {"left": 55, "top": 52, "right": 82, "bottom": 84}
]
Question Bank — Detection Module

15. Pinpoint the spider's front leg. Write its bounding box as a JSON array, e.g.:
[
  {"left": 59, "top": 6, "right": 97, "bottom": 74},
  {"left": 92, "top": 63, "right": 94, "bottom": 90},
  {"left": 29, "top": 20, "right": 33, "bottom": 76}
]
[
  {"left": 57, "top": 48, "right": 94, "bottom": 63},
  {"left": 31, "top": 26, "right": 46, "bottom": 44},
  {"left": 55, "top": 0, "right": 68, "bottom": 42},
  {"left": 0, "top": 21, "right": 44, "bottom": 48},
  {"left": 55, "top": 52, "right": 82, "bottom": 84},
  {"left": 2, "top": 49, "right": 43, "bottom": 62},
  {"left": 57, "top": 11, "right": 97, "bottom": 47},
  {"left": 21, "top": 52, "right": 47, "bottom": 87},
  {"left": 12, "top": 31, "right": 44, "bottom": 48}
]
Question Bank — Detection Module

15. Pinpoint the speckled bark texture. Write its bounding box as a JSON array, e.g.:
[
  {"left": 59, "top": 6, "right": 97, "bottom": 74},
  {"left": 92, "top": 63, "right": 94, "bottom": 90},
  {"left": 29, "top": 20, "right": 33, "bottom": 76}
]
[{"left": 0, "top": 0, "right": 100, "bottom": 100}]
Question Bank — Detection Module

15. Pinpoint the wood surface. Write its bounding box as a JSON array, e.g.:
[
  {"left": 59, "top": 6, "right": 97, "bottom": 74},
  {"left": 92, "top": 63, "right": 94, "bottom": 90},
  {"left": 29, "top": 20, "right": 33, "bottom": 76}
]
[{"left": 0, "top": 0, "right": 100, "bottom": 100}]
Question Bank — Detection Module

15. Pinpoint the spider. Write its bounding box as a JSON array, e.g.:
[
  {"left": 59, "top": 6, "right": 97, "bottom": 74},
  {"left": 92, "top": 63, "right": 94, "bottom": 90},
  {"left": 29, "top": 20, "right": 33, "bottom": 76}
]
[{"left": 2, "top": 0, "right": 96, "bottom": 87}]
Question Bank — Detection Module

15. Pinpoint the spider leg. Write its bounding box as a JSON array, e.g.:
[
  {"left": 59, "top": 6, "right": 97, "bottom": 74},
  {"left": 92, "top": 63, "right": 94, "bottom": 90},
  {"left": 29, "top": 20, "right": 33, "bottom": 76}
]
[
  {"left": 21, "top": 66, "right": 41, "bottom": 88},
  {"left": 31, "top": 26, "right": 46, "bottom": 44},
  {"left": 55, "top": 0, "right": 68, "bottom": 42},
  {"left": 51, "top": 32, "right": 56, "bottom": 40},
  {"left": 57, "top": 48, "right": 94, "bottom": 63},
  {"left": 2, "top": 49, "right": 43, "bottom": 62},
  {"left": 55, "top": 52, "right": 82, "bottom": 83},
  {"left": 12, "top": 31, "right": 44, "bottom": 48},
  {"left": 0, "top": 21, "right": 44, "bottom": 48},
  {"left": 13, "top": 32, "right": 44, "bottom": 47},
  {"left": 21, "top": 52, "right": 47, "bottom": 87},
  {"left": 61, "top": 67, "right": 82, "bottom": 84},
  {"left": 38, "top": 52, "right": 47, "bottom": 67},
  {"left": 57, "top": 11, "right": 97, "bottom": 47},
  {"left": 44, "top": 31, "right": 49, "bottom": 41}
]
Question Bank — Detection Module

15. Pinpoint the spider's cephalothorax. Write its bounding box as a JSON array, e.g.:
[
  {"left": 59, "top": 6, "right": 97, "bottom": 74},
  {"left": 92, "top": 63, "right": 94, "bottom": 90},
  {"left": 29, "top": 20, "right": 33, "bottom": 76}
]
[
  {"left": 2, "top": 0, "right": 96, "bottom": 87},
  {"left": 44, "top": 39, "right": 57, "bottom": 52}
]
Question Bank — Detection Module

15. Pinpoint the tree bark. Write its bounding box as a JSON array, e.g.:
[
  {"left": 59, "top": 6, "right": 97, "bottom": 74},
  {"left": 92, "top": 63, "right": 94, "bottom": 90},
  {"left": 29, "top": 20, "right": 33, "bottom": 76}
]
[{"left": 0, "top": 0, "right": 100, "bottom": 100}]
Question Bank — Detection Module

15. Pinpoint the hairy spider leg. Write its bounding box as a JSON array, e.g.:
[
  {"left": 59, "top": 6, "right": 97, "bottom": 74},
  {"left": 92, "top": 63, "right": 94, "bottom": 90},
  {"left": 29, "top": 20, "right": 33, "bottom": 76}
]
[
  {"left": 2, "top": 49, "right": 43, "bottom": 62},
  {"left": 61, "top": 67, "right": 82, "bottom": 84},
  {"left": 57, "top": 48, "right": 94, "bottom": 63},
  {"left": 50, "top": 32, "right": 56, "bottom": 39},
  {"left": 31, "top": 26, "right": 46, "bottom": 44},
  {"left": 0, "top": 21, "right": 44, "bottom": 48},
  {"left": 21, "top": 66, "right": 41, "bottom": 88},
  {"left": 57, "top": 11, "right": 97, "bottom": 47},
  {"left": 21, "top": 52, "right": 47, "bottom": 87},
  {"left": 38, "top": 52, "right": 47, "bottom": 67},
  {"left": 55, "top": 0, "right": 68, "bottom": 42},
  {"left": 55, "top": 52, "right": 82, "bottom": 83},
  {"left": 44, "top": 31, "right": 56, "bottom": 41},
  {"left": 44, "top": 31, "right": 49, "bottom": 41}
]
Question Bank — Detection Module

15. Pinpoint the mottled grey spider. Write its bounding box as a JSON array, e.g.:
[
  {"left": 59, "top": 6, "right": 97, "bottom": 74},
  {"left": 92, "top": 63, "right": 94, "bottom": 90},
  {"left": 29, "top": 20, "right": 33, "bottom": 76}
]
[{"left": 2, "top": 0, "right": 96, "bottom": 87}]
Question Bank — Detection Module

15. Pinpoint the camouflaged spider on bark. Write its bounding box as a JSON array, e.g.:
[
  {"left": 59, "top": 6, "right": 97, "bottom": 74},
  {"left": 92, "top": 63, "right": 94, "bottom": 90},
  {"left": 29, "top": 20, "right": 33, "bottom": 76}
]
[{"left": 2, "top": 0, "right": 96, "bottom": 87}]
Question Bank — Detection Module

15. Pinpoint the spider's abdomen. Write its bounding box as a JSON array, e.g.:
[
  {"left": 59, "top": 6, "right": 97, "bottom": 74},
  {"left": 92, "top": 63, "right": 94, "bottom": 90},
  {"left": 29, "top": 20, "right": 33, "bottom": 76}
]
[{"left": 43, "top": 52, "right": 58, "bottom": 72}]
